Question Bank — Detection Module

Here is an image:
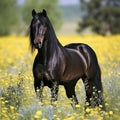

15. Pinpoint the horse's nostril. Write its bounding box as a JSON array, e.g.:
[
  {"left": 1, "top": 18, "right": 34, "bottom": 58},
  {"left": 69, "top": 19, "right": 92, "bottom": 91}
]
[{"left": 38, "top": 42, "right": 42, "bottom": 48}]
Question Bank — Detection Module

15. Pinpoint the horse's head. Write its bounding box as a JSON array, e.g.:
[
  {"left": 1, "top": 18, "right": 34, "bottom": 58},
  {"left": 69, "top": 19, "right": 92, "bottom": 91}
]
[{"left": 30, "top": 9, "right": 47, "bottom": 51}]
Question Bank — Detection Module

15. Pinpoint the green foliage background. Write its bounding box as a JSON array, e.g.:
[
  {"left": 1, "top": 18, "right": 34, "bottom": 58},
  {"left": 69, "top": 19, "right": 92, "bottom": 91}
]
[
  {"left": 78, "top": 0, "right": 120, "bottom": 35},
  {"left": 0, "top": 0, "right": 62, "bottom": 35},
  {"left": 0, "top": 0, "right": 120, "bottom": 35},
  {"left": 0, "top": 0, "right": 20, "bottom": 35},
  {"left": 22, "top": 0, "right": 62, "bottom": 31}
]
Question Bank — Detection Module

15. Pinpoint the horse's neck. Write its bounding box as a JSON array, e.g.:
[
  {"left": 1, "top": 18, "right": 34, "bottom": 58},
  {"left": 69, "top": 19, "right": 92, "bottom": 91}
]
[
  {"left": 47, "top": 37, "right": 60, "bottom": 58},
  {"left": 46, "top": 29, "right": 63, "bottom": 56},
  {"left": 38, "top": 38, "right": 61, "bottom": 67},
  {"left": 39, "top": 23, "right": 63, "bottom": 66},
  {"left": 46, "top": 21, "right": 63, "bottom": 54}
]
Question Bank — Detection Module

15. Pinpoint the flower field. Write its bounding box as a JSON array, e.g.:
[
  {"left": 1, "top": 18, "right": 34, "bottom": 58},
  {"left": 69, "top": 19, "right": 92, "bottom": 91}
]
[{"left": 0, "top": 35, "right": 120, "bottom": 120}]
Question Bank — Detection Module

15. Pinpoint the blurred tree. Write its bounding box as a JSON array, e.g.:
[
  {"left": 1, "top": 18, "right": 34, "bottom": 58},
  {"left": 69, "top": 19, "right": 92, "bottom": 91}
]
[
  {"left": 78, "top": 0, "right": 120, "bottom": 35},
  {"left": 0, "top": 0, "right": 19, "bottom": 35},
  {"left": 22, "top": 0, "right": 62, "bottom": 33}
]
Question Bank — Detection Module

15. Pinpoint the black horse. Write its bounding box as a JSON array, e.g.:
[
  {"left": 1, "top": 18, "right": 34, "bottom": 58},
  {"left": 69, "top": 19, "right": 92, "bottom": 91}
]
[{"left": 30, "top": 9, "right": 105, "bottom": 109}]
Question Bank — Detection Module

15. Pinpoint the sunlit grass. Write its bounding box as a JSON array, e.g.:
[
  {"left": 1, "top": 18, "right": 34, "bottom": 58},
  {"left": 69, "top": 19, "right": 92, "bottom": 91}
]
[{"left": 0, "top": 35, "right": 120, "bottom": 120}]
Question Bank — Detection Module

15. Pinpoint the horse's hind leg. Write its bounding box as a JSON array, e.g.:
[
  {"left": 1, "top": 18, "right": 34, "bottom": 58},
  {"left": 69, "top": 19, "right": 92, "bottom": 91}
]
[
  {"left": 82, "top": 78, "right": 93, "bottom": 107},
  {"left": 92, "top": 69, "right": 105, "bottom": 110},
  {"left": 83, "top": 69, "right": 105, "bottom": 110}
]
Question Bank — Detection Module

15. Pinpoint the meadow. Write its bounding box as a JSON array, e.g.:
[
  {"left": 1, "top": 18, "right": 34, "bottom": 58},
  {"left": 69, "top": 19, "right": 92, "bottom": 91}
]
[{"left": 0, "top": 35, "right": 120, "bottom": 120}]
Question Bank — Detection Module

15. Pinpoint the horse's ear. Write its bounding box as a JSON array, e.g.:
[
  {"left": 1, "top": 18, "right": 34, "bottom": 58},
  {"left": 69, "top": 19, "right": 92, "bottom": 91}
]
[
  {"left": 32, "top": 9, "right": 36, "bottom": 17},
  {"left": 42, "top": 9, "right": 47, "bottom": 17}
]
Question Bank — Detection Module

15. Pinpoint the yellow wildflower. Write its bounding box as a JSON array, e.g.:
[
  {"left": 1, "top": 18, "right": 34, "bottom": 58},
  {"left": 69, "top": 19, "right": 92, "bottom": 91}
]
[
  {"left": 109, "top": 111, "right": 113, "bottom": 115},
  {"left": 34, "top": 110, "right": 42, "bottom": 119}
]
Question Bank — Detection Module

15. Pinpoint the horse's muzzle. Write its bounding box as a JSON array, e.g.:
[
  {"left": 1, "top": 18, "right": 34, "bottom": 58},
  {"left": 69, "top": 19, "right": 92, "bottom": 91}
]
[
  {"left": 35, "top": 41, "right": 43, "bottom": 49},
  {"left": 34, "top": 36, "right": 44, "bottom": 49}
]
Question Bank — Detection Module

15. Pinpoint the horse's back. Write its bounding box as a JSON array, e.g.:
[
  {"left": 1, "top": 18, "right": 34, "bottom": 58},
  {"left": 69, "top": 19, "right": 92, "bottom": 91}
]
[
  {"left": 64, "top": 43, "right": 98, "bottom": 63},
  {"left": 64, "top": 43, "right": 100, "bottom": 78}
]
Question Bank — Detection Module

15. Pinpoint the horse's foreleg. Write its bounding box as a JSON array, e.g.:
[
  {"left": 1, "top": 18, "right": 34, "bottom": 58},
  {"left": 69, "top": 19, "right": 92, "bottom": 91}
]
[
  {"left": 34, "top": 79, "right": 44, "bottom": 102},
  {"left": 64, "top": 85, "right": 78, "bottom": 108},
  {"left": 50, "top": 81, "right": 59, "bottom": 103}
]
